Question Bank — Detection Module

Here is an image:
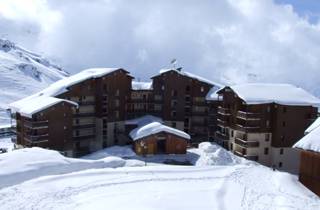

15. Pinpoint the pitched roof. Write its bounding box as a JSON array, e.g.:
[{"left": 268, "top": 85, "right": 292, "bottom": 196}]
[
  {"left": 294, "top": 125, "right": 320, "bottom": 153},
  {"left": 152, "top": 69, "right": 223, "bottom": 87},
  {"left": 10, "top": 68, "right": 127, "bottom": 117},
  {"left": 305, "top": 117, "right": 320, "bottom": 134},
  {"left": 219, "top": 83, "right": 320, "bottom": 106},
  {"left": 13, "top": 96, "right": 77, "bottom": 118},
  {"left": 129, "top": 122, "right": 190, "bottom": 141}
]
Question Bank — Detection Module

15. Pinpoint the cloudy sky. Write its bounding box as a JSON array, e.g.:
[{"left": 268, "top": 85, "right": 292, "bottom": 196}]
[{"left": 0, "top": 0, "right": 320, "bottom": 94}]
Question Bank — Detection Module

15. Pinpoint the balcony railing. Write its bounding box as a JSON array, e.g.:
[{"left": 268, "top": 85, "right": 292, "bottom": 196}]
[
  {"left": 234, "top": 138, "right": 259, "bottom": 148},
  {"left": 217, "top": 106, "right": 231, "bottom": 115},
  {"left": 24, "top": 134, "right": 49, "bottom": 142},
  {"left": 237, "top": 110, "right": 261, "bottom": 120},
  {"left": 72, "top": 124, "right": 95, "bottom": 129},
  {"left": 24, "top": 120, "right": 48, "bottom": 129},
  {"left": 234, "top": 150, "right": 258, "bottom": 161},
  {"left": 73, "top": 134, "right": 95, "bottom": 141},
  {"left": 235, "top": 124, "right": 260, "bottom": 132},
  {"left": 73, "top": 113, "right": 95, "bottom": 117},
  {"left": 215, "top": 131, "right": 229, "bottom": 141}
]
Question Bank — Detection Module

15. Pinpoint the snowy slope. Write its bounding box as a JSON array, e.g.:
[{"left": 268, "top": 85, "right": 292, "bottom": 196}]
[
  {"left": 0, "top": 144, "right": 319, "bottom": 210},
  {"left": 0, "top": 39, "right": 68, "bottom": 125}
]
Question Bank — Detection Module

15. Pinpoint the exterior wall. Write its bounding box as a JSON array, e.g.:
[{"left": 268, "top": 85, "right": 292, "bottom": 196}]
[
  {"left": 134, "top": 132, "right": 187, "bottom": 155},
  {"left": 16, "top": 102, "right": 74, "bottom": 155},
  {"left": 271, "top": 147, "right": 300, "bottom": 174},
  {"left": 128, "top": 89, "right": 154, "bottom": 119},
  {"left": 299, "top": 150, "right": 320, "bottom": 196},
  {"left": 216, "top": 87, "right": 317, "bottom": 172},
  {"left": 152, "top": 70, "right": 215, "bottom": 142}
]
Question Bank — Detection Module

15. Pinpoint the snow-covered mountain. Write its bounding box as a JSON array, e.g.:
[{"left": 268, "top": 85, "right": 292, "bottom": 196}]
[{"left": 0, "top": 39, "right": 68, "bottom": 125}]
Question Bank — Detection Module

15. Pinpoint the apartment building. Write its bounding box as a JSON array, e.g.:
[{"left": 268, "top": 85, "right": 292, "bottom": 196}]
[
  {"left": 10, "top": 68, "right": 221, "bottom": 156},
  {"left": 215, "top": 83, "right": 320, "bottom": 173},
  {"left": 151, "top": 69, "right": 219, "bottom": 143},
  {"left": 11, "top": 68, "right": 133, "bottom": 157}
]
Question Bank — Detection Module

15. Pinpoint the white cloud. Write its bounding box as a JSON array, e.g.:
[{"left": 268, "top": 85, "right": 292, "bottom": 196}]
[{"left": 1, "top": 0, "right": 320, "bottom": 94}]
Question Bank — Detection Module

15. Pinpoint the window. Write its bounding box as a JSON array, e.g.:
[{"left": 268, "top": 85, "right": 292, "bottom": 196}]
[
  {"left": 267, "top": 106, "right": 271, "bottom": 112},
  {"left": 280, "top": 148, "right": 284, "bottom": 155},
  {"left": 231, "top": 130, "right": 234, "bottom": 137},
  {"left": 230, "top": 143, "right": 233, "bottom": 150},
  {"left": 103, "top": 84, "right": 107, "bottom": 91},
  {"left": 185, "top": 96, "right": 191, "bottom": 102},
  {"left": 282, "top": 121, "right": 286, "bottom": 127},
  {"left": 200, "top": 86, "right": 204, "bottom": 92},
  {"left": 278, "top": 162, "right": 282, "bottom": 168},
  {"left": 264, "top": 148, "right": 269, "bottom": 155},
  {"left": 171, "top": 111, "right": 177, "bottom": 117},
  {"left": 172, "top": 122, "right": 176, "bottom": 128},
  {"left": 185, "top": 86, "right": 190, "bottom": 92},
  {"left": 265, "top": 134, "right": 270, "bottom": 141},
  {"left": 283, "top": 107, "right": 287, "bottom": 113},
  {"left": 76, "top": 119, "right": 79, "bottom": 124},
  {"left": 103, "top": 130, "right": 107, "bottom": 135},
  {"left": 76, "top": 130, "right": 79, "bottom": 137},
  {"left": 161, "top": 85, "right": 165, "bottom": 90}
]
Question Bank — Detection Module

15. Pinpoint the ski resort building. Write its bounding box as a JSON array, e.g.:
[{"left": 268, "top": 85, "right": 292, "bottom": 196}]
[
  {"left": 294, "top": 118, "right": 320, "bottom": 196},
  {"left": 214, "top": 84, "right": 320, "bottom": 173},
  {"left": 10, "top": 68, "right": 220, "bottom": 157}
]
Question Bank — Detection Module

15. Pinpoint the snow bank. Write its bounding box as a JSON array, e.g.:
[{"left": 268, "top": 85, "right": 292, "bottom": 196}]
[
  {"left": 190, "top": 142, "right": 250, "bottom": 166},
  {"left": 0, "top": 137, "right": 14, "bottom": 152},
  {"left": 0, "top": 147, "right": 132, "bottom": 189},
  {"left": 129, "top": 122, "right": 190, "bottom": 141},
  {"left": 227, "top": 83, "right": 320, "bottom": 106},
  {"left": 82, "top": 146, "right": 137, "bottom": 159}
]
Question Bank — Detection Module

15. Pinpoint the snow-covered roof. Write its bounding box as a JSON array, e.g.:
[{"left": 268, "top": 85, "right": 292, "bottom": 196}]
[
  {"left": 10, "top": 68, "right": 124, "bottom": 116},
  {"left": 129, "top": 122, "right": 190, "bottom": 141},
  {"left": 305, "top": 117, "right": 320, "bottom": 134},
  {"left": 12, "top": 96, "right": 77, "bottom": 118},
  {"left": 206, "top": 86, "right": 223, "bottom": 101},
  {"left": 125, "top": 115, "right": 163, "bottom": 126},
  {"left": 154, "top": 69, "right": 223, "bottom": 87},
  {"left": 294, "top": 125, "right": 320, "bottom": 153},
  {"left": 223, "top": 83, "right": 320, "bottom": 106},
  {"left": 131, "top": 81, "right": 152, "bottom": 90}
]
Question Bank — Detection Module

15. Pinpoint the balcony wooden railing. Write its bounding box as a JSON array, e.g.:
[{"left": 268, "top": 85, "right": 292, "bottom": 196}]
[
  {"left": 236, "top": 111, "right": 261, "bottom": 120},
  {"left": 217, "top": 106, "right": 231, "bottom": 115},
  {"left": 234, "top": 150, "right": 258, "bottom": 161},
  {"left": 24, "top": 120, "right": 48, "bottom": 129},
  {"left": 73, "top": 134, "right": 95, "bottom": 141},
  {"left": 24, "top": 134, "right": 49, "bottom": 142},
  {"left": 235, "top": 124, "right": 260, "bottom": 132},
  {"left": 234, "top": 138, "right": 259, "bottom": 148},
  {"left": 215, "top": 131, "right": 229, "bottom": 141}
]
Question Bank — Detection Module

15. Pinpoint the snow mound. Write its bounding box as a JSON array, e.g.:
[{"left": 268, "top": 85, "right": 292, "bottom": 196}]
[
  {"left": 82, "top": 146, "right": 137, "bottom": 159},
  {"left": 192, "top": 142, "right": 250, "bottom": 166},
  {"left": 0, "top": 147, "right": 134, "bottom": 189}
]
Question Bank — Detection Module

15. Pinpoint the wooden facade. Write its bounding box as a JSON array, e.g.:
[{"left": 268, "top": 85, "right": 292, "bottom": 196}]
[
  {"left": 299, "top": 150, "right": 320, "bottom": 196},
  {"left": 134, "top": 132, "right": 188, "bottom": 155}
]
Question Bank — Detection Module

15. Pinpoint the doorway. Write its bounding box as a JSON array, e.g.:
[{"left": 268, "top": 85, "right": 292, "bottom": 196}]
[{"left": 157, "top": 139, "right": 166, "bottom": 154}]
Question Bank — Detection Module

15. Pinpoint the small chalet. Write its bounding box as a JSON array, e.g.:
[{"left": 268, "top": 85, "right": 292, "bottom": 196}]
[
  {"left": 294, "top": 118, "right": 320, "bottom": 196},
  {"left": 127, "top": 116, "right": 190, "bottom": 155}
]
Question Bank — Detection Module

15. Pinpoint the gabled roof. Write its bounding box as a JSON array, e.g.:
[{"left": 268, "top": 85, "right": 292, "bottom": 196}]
[
  {"left": 152, "top": 69, "right": 223, "bottom": 87},
  {"left": 13, "top": 96, "right": 77, "bottom": 118},
  {"left": 294, "top": 125, "right": 320, "bottom": 153},
  {"left": 305, "top": 117, "right": 320, "bottom": 134},
  {"left": 131, "top": 81, "right": 152, "bottom": 90},
  {"left": 218, "top": 83, "right": 320, "bottom": 106},
  {"left": 129, "top": 122, "right": 190, "bottom": 141},
  {"left": 10, "top": 68, "right": 128, "bottom": 117}
]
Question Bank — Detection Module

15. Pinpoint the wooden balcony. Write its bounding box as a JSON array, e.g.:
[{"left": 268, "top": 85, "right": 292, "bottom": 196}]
[
  {"left": 236, "top": 111, "right": 261, "bottom": 120},
  {"left": 234, "top": 138, "right": 259, "bottom": 148},
  {"left": 73, "top": 134, "right": 95, "bottom": 141},
  {"left": 24, "top": 120, "right": 48, "bottom": 129},
  {"left": 217, "top": 106, "right": 231, "bottom": 115},
  {"left": 234, "top": 150, "right": 258, "bottom": 161},
  {"left": 235, "top": 124, "right": 260, "bottom": 132},
  {"left": 215, "top": 131, "right": 229, "bottom": 141},
  {"left": 24, "top": 134, "right": 49, "bottom": 142}
]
